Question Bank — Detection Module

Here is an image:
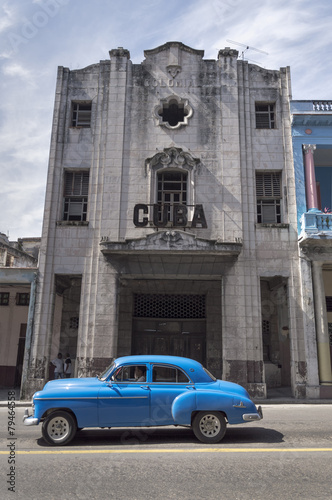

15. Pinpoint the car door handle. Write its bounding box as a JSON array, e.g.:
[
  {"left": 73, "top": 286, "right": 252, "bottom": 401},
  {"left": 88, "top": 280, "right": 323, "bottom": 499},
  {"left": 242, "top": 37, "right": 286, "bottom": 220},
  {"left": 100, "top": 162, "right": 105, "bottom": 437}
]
[{"left": 140, "top": 385, "right": 150, "bottom": 390}]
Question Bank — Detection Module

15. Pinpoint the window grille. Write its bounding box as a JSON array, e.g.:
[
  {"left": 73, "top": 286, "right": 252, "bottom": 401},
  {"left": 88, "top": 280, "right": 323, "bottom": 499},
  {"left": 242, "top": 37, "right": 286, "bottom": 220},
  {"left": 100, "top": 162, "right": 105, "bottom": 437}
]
[
  {"left": 70, "top": 317, "right": 79, "bottom": 329},
  {"left": 262, "top": 320, "right": 270, "bottom": 334},
  {"left": 0, "top": 292, "right": 9, "bottom": 306},
  {"left": 255, "top": 103, "right": 275, "bottom": 129},
  {"left": 72, "top": 102, "right": 92, "bottom": 127},
  {"left": 157, "top": 171, "right": 187, "bottom": 223},
  {"left": 63, "top": 171, "right": 89, "bottom": 221},
  {"left": 134, "top": 294, "right": 206, "bottom": 319},
  {"left": 256, "top": 172, "right": 281, "bottom": 223}
]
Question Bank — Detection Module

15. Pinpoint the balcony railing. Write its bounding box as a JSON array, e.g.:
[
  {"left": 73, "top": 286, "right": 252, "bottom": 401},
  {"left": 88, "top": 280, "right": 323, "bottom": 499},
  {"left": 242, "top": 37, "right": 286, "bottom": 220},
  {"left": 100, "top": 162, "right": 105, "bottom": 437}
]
[
  {"left": 312, "top": 101, "right": 332, "bottom": 111},
  {"left": 301, "top": 211, "right": 332, "bottom": 236}
]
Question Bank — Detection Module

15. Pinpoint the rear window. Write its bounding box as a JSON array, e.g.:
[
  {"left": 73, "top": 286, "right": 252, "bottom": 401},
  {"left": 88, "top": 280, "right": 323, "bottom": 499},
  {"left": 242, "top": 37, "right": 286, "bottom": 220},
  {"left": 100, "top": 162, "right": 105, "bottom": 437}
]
[
  {"left": 202, "top": 366, "right": 216, "bottom": 381},
  {"left": 152, "top": 365, "right": 191, "bottom": 383}
]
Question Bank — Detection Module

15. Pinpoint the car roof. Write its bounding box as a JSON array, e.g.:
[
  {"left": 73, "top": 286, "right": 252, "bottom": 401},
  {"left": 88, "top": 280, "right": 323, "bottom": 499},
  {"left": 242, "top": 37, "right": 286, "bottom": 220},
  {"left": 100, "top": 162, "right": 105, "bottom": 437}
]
[{"left": 113, "top": 355, "right": 213, "bottom": 383}]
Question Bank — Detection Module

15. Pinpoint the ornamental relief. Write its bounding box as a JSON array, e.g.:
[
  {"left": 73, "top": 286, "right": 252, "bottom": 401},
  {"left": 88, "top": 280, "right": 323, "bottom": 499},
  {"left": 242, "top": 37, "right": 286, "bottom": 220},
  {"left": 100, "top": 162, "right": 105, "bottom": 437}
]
[{"left": 145, "top": 147, "right": 200, "bottom": 175}]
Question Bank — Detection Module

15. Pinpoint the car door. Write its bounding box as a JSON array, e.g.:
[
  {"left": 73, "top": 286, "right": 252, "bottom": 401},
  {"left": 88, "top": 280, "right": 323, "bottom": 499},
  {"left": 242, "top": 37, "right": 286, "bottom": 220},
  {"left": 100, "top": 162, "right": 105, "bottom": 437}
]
[
  {"left": 98, "top": 364, "right": 150, "bottom": 427},
  {"left": 148, "top": 364, "right": 194, "bottom": 425}
]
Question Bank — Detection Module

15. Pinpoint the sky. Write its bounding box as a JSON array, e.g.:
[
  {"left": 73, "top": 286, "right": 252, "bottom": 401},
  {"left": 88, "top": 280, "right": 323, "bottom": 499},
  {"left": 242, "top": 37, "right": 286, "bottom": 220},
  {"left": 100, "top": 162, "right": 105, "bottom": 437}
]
[{"left": 1, "top": 0, "right": 332, "bottom": 241}]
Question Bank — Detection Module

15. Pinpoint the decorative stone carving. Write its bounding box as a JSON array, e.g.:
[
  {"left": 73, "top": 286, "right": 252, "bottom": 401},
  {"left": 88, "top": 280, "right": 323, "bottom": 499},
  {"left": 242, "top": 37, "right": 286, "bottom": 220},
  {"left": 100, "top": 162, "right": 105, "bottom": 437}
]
[
  {"left": 146, "top": 147, "right": 200, "bottom": 174},
  {"left": 167, "top": 65, "right": 181, "bottom": 78}
]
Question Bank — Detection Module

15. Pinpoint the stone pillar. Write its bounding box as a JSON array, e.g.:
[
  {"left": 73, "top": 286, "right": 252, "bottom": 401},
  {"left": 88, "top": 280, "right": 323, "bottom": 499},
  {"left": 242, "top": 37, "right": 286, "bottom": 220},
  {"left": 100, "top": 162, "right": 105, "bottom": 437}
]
[
  {"left": 312, "top": 261, "right": 332, "bottom": 384},
  {"left": 303, "top": 144, "right": 319, "bottom": 212}
]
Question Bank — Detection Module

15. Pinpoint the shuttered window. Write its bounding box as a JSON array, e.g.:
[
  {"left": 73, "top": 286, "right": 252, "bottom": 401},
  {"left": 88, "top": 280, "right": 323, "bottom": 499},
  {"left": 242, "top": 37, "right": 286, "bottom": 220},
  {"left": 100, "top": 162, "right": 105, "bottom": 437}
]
[
  {"left": 256, "top": 172, "right": 281, "bottom": 223},
  {"left": 63, "top": 171, "right": 89, "bottom": 221}
]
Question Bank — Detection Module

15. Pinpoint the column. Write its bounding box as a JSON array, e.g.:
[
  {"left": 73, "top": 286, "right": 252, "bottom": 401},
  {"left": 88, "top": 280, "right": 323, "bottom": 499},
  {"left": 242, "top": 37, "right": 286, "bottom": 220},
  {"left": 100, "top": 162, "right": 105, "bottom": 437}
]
[
  {"left": 303, "top": 144, "right": 319, "bottom": 212},
  {"left": 312, "top": 261, "right": 332, "bottom": 384}
]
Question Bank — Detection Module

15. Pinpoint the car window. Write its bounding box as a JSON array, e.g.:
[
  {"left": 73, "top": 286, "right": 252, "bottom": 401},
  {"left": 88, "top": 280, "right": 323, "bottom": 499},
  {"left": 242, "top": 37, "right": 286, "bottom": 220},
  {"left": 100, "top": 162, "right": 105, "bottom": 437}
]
[
  {"left": 111, "top": 365, "right": 147, "bottom": 383},
  {"left": 152, "top": 365, "right": 190, "bottom": 383}
]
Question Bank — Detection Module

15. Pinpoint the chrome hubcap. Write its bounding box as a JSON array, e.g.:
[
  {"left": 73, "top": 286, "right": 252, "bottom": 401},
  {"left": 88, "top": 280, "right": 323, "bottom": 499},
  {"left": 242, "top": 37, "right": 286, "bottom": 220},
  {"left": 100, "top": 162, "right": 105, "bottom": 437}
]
[
  {"left": 199, "top": 414, "right": 220, "bottom": 437},
  {"left": 48, "top": 417, "right": 69, "bottom": 441}
]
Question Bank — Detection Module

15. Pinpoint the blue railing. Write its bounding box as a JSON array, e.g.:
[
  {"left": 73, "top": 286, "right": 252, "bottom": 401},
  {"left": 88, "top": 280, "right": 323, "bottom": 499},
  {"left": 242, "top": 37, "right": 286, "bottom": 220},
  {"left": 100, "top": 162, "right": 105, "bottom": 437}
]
[{"left": 301, "top": 212, "right": 332, "bottom": 235}]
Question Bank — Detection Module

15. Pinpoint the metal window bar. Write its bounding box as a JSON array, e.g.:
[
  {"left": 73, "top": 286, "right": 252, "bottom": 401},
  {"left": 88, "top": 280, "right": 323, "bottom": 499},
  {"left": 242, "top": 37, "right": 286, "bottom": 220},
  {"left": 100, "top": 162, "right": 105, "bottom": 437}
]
[
  {"left": 72, "top": 102, "right": 92, "bottom": 127},
  {"left": 255, "top": 103, "right": 275, "bottom": 129},
  {"left": 157, "top": 172, "right": 187, "bottom": 222}
]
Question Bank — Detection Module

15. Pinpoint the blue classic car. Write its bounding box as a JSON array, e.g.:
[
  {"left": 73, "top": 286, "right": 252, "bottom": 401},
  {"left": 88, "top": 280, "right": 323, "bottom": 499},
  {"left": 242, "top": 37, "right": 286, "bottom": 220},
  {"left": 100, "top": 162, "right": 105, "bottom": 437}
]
[{"left": 23, "top": 355, "right": 263, "bottom": 445}]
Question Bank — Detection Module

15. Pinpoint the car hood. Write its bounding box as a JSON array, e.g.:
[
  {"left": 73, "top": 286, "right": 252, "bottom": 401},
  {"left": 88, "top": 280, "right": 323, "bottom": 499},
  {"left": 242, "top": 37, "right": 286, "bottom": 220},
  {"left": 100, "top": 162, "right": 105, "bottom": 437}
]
[{"left": 34, "top": 377, "right": 103, "bottom": 400}]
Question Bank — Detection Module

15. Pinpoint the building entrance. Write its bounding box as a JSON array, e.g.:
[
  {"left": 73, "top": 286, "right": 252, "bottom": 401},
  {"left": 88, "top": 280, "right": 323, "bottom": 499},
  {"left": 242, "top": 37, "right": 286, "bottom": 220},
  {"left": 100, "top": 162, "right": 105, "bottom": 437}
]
[{"left": 132, "top": 293, "right": 206, "bottom": 364}]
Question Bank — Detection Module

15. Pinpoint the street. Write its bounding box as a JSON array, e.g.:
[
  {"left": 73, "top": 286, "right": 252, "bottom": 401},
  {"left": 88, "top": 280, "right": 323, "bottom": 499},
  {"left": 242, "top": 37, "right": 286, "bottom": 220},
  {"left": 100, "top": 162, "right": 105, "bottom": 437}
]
[{"left": 1, "top": 405, "right": 331, "bottom": 500}]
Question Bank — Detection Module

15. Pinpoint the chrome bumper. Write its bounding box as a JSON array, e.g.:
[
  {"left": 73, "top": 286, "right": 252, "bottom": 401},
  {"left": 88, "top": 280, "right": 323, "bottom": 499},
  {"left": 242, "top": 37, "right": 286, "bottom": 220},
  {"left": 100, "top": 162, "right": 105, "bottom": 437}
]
[
  {"left": 23, "top": 408, "right": 39, "bottom": 426},
  {"left": 242, "top": 405, "right": 263, "bottom": 421}
]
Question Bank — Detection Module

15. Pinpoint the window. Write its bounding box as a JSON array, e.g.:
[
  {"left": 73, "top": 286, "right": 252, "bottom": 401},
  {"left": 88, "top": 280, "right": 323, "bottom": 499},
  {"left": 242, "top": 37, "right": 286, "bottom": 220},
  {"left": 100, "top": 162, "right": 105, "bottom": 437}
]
[
  {"left": 159, "top": 99, "right": 187, "bottom": 127},
  {"left": 155, "top": 96, "right": 193, "bottom": 129},
  {"left": 111, "top": 365, "right": 147, "bottom": 383},
  {"left": 152, "top": 365, "right": 190, "bottom": 383},
  {"left": 326, "top": 297, "right": 332, "bottom": 312},
  {"left": 71, "top": 102, "right": 92, "bottom": 128},
  {"left": 157, "top": 171, "right": 187, "bottom": 223},
  {"left": 255, "top": 103, "right": 275, "bottom": 129},
  {"left": 0, "top": 292, "right": 9, "bottom": 306},
  {"left": 63, "top": 171, "right": 89, "bottom": 221},
  {"left": 16, "top": 293, "right": 30, "bottom": 306},
  {"left": 256, "top": 172, "right": 281, "bottom": 223}
]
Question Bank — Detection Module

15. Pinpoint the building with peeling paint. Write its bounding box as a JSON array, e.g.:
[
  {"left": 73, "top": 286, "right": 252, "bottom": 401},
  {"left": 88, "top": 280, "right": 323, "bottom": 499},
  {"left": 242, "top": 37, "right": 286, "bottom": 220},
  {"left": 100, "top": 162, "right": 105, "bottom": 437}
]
[
  {"left": 291, "top": 100, "right": 332, "bottom": 398},
  {"left": 21, "top": 42, "right": 318, "bottom": 399}
]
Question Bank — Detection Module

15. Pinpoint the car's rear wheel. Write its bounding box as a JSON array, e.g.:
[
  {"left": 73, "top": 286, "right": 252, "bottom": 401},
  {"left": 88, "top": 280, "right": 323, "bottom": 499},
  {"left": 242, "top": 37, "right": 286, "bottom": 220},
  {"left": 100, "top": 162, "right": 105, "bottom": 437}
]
[
  {"left": 42, "top": 411, "right": 77, "bottom": 446},
  {"left": 192, "top": 411, "right": 227, "bottom": 444}
]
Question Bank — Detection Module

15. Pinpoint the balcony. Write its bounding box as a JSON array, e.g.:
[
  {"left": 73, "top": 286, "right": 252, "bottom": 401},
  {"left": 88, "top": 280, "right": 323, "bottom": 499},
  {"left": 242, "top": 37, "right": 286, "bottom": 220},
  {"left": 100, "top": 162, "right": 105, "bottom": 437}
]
[{"left": 301, "top": 211, "right": 332, "bottom": 239}]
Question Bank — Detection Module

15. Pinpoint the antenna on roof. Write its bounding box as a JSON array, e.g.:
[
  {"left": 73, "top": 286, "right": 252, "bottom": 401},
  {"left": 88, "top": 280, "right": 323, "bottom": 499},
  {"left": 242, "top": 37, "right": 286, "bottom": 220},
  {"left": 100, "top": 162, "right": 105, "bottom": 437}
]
[{"left": 226, "top": 39, "right": 268, "bottom": 63}]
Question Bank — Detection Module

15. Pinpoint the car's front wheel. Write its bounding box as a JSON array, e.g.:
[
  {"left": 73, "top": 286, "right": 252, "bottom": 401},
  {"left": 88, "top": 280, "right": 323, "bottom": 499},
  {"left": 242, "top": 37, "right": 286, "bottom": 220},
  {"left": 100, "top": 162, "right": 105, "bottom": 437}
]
[
  {"left": 192, "top": 411, "right": 227, "bottom": 444},
  {"left": 42, "top": 411, "right": 77, "bottom": 446}
]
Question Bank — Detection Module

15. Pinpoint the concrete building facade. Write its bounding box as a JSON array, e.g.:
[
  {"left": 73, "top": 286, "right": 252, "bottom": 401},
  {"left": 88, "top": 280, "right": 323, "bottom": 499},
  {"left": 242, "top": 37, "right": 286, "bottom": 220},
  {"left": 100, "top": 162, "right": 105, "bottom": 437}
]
[
  {"left": 291, "top": 100, "right": 332, "bottom": 398},
  {"left": 22, "top": 42, "right": 311, "bottom": 399}
]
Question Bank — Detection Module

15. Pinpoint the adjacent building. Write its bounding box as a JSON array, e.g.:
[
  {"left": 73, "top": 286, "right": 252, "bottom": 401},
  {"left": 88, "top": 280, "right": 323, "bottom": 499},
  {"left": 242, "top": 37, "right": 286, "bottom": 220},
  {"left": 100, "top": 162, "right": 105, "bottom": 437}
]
[
  {"left": 21, "top": 42, "right": 320, "bottom": 399},
  {"left": 0, "top": 233, "right": 40, "bottom": 388},
  {"left": 291, "top": 100, "right": 332, "bottom": 398}
]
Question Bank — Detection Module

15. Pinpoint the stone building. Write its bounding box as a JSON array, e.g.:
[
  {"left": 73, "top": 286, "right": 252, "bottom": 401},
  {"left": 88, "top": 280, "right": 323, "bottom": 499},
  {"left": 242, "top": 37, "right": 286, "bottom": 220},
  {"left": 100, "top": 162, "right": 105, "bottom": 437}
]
[
  {"left": 0, "top": 233, "right": 40, "bottom": 388},
  {"left": 291, "top": 100, "right": 332, "bottom": 398},
  {"left": 22, "top": 42, "right": 310, "bottom": 399}
]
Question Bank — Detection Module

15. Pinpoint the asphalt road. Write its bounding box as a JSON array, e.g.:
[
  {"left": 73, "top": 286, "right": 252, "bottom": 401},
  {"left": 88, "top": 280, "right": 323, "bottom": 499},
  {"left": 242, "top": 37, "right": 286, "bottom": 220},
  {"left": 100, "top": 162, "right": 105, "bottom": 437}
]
[{"left": 1, "top": 405, "right": 331, "bottom": 500}]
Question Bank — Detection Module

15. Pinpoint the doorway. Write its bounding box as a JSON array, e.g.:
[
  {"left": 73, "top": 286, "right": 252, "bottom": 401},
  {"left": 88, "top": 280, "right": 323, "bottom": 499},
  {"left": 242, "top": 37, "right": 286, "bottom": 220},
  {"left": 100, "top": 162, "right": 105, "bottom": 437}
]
[
  {"left": 132, "top": 293, "right": 206, "bottom": 364},
  {"left": 260, "top": 278, "right": 291, "bottom": 390}
]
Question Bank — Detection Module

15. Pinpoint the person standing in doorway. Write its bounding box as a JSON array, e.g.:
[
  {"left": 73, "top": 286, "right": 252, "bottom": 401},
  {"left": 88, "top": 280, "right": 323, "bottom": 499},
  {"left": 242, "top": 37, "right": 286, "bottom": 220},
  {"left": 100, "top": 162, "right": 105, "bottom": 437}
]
[
  {"left": 51, "top": 353, "right": 64, "bottom": 379},
  {"left": 64, "top": 353, "right": 72, "bottom": 378}
]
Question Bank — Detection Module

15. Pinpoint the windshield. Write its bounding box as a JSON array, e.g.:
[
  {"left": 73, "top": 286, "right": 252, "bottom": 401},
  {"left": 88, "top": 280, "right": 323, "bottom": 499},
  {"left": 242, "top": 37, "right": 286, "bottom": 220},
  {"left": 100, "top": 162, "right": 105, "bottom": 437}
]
[{"left": 98, "top": 362, "right": 115, "bottom": 381}]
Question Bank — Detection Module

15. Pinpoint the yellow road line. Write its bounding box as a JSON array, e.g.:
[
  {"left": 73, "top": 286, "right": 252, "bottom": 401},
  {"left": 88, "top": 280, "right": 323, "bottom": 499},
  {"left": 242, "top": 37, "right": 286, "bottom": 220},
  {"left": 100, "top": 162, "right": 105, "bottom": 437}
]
[{"left": 1, "top": 448, "right": 332, "bottom": 455}]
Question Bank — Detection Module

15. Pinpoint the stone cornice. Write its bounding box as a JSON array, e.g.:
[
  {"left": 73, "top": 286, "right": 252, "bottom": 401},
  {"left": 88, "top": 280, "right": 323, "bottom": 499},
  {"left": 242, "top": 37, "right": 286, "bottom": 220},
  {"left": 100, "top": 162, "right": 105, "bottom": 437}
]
[{"left": 100, "top": 230, "right": 242, "bottom": 256}]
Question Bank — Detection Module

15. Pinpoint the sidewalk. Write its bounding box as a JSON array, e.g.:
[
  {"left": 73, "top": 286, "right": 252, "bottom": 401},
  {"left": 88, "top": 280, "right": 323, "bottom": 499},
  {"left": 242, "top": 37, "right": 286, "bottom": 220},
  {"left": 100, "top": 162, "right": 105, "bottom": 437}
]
[{"left": 1, "top": 387, "right": 331, "bottom": 407}]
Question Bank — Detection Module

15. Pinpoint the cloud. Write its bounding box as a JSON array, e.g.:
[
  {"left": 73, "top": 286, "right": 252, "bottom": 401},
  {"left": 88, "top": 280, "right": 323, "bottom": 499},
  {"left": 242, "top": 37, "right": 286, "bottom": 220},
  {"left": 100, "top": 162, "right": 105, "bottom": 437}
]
[
  {"left": 0, "top": 2, "right": 17, "bottom": 33},
  {"left": 1, "top": 0, "right": 332, "bottom": 240}
]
